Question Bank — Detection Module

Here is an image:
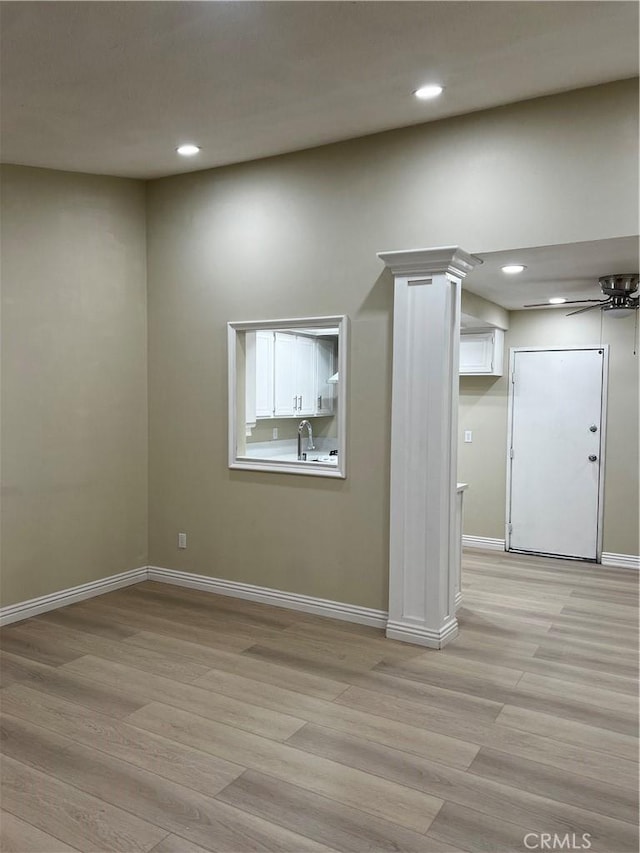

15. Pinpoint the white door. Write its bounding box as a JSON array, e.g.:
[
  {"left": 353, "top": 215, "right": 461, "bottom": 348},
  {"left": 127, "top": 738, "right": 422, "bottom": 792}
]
[{"left": 508, "top": 347, "right": 606, "bottom": 560}]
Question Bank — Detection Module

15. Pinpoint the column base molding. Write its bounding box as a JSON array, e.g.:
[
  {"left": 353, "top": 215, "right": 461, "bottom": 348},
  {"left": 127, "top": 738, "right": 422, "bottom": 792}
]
[
  {"left": 462, "top": 535, "right": 506, "bottom": 551},
  {"left": 386, "top": 616, "right": 458, "bottom": 649}
]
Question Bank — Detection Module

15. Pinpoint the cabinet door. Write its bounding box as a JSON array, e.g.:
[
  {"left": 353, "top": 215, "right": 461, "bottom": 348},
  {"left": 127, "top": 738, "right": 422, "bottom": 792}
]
[
  {"left": 460, "top": 332, "right": 494, "bottom": 374},
  {"left": 295, "top": 335, "right": 317, "bottom": 416},
  {"left": 255, "top": 331, "right": 274, "bottom": 417},
  {"left": 273, "top": 332, "right": 298, "bottom": 416},
  {"left": 315, "top": 339, "right": 335, "bottom": 415},
  {"left": 244, "top": 331, "right": 257, "bottom": 430}
]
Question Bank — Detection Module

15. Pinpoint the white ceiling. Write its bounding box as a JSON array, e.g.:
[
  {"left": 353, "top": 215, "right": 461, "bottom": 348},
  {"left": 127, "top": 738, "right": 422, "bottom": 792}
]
[
  {"left": 1, "top": 1, "right": 638, "bottom": 179},
  {"left": 464, "top": 236, "right": 640, "bottom": 310}
]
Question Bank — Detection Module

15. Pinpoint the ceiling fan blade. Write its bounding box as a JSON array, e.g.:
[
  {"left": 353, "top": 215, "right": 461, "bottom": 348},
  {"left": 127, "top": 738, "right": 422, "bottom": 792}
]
[
  {"left": 523, "top": 299, "right": 605, "bottom": 308},
  {"left": 567, "top": 302, "right": 608, "bottom": 317}
]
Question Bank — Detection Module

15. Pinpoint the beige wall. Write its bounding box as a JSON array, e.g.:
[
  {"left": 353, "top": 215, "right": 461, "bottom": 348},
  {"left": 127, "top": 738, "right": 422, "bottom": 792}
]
[
  {"left": 461, "top": 291, "right": 509, "bottom": 330},
  {"left": 0, "top": 165, "right": 148, "bottom": 606},
  {"left": 459, "top": 308, "right": 640, "bottom": 555},
  {"left": 2, "top": 81, "right": 637, "bottom": 611},
  {"left": 147, "top": 80, "right": 639, "bottom": 610}
]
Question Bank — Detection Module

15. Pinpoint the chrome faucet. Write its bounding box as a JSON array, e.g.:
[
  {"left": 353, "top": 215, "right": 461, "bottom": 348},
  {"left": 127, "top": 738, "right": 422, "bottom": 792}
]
[{"left": 297, "top": 420, "right": 315, "bottom": 460}]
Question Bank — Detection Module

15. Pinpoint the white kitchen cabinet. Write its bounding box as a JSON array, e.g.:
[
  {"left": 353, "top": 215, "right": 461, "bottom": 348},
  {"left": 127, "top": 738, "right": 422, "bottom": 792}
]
[
  {"left": 245, "top": 331, "right": 257, "bottom": 432},
  {"left": 255, "top": 331, "right": 275, "bottom": 417},
  {"left": 459, "top": 329, "right": 504, "bottom": 376},
  {"left": 273, "top": 332, "right": 298, "bottom": 416},
  {"left": 296, "top": 335, "right": 317, "bottom": 416},
  {"left": 315, "top": 338, "right": 335, "bottom": 415},
  {"left": 273, "top": 332, "right": 317, "bottom": 417},
  {"left": 252, "top": 332, "right": 337, "bottom": 420},
  {"left": 245, "top": 330, "right": 275, "bottom": 431}
]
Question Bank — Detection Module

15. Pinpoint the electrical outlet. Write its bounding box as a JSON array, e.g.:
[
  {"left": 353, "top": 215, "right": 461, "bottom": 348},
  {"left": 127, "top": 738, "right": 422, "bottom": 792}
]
[
  {"left": 178, "top": 532, "right": 187, "bottom": 549},
  {"left": 464, "top": 430, "right": 473, "bottom": 443},
  {"left": 272, "top": 427, "right": 278, "bottom": 439}
]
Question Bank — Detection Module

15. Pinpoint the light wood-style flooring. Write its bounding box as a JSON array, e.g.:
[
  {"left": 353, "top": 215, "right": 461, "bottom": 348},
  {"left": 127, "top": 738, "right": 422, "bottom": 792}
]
[{"left": 1, "top": 549, "right": 638, "bottom": 852}]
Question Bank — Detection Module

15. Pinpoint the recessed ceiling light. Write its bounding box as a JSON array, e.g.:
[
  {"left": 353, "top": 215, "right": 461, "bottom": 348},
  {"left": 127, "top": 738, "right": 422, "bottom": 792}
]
[
  {"left": 549, "top": 297, "right": 567, "bottom": 305},
  {"left": 176, "top": 144, "right": 200, "bottom": 157},
  {"left": 501, "top": 264, "right": 527, "bottom": 274},
  {"left": 414, "top": 84, "right": 444, "bottom": 100}
]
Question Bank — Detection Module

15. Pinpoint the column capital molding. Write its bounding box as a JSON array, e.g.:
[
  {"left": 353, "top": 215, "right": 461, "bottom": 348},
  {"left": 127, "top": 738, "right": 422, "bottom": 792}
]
[{"left": 377, "top": 245, "right": 482, "bottom": 279}]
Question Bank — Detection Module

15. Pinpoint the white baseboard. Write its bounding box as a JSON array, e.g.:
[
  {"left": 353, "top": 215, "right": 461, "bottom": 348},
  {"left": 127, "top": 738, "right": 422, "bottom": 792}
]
[
  {"left": 462, "top": 535, "right": 506, "bottom": 551},
  {"left": 462, "top": 536, "right": 638, "bottom": 570},
  {"left": 0, "top": 563, "right": 386, "bottom": 630},
  {"left": 385, "top": 617, "right": 459, "bottom": 649},
  {"left": 147, "top": 566, "right": 388, "bottom": 628},
  {"left": 0, "top": 567, "right": 148, "bottom": 627},
  {"left": 4, "top": 549, "right": 634, "bottom": 633},
  {"left": 601, "top": 552, "right": 640, "bottom": 570}
]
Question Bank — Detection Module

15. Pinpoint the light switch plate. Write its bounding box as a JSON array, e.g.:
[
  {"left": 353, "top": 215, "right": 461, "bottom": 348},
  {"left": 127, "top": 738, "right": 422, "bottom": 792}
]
[{"left": 464, "top": 430, "right": 473, "bottom": 443}]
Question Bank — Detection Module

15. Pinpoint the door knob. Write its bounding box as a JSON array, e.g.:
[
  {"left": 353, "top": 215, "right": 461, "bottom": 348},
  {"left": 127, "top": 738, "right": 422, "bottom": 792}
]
[
  {"left": 589, "top": 424, "right": 598, "bottom": 433},
  {"left": 588, "top": 455, "right": 598, "bottom": 462}
]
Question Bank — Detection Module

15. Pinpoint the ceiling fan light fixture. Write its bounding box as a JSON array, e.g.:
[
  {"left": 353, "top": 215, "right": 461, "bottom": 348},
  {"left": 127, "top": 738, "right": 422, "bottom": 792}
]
[
  {"left": 604, "top": 306, "right": 635, "bottom": 319},
  {"left": 599, "top": 274, "right": 639, "bottom": 294},
  {"left": 528, "top": 272, "right": 638, "bottom": 316}
]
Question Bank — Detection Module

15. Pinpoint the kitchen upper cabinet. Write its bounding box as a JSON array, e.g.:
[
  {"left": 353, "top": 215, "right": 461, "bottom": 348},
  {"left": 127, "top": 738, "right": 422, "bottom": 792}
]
[
  {"left": 273, "top": 332, "right": 317, "bottom": 417},
  {"left": 315, "top": 338, "right": 335, "bottom": 415},
  {"left": 460, "top": 329, "right": 504, "bottom": 376},
  {"left": 255, "top": 331, "right": 275, "bottom": 417},
  {"left": 244, "top": 330, "right": 275, "bottom": 432},
  {"left": 296, "top": 335, "right": 317, "bottom": 416},
  {"left": 250, "top": 331, "right": 337, "bottom": 420},
  {"left": 273, "top": 332, "right": 298, "bottom": 416}
]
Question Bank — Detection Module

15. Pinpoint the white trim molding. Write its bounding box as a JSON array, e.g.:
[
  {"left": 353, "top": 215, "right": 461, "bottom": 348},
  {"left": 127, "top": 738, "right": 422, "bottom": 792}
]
[
  {"left": 148, "top": 566, "right": 387, "bottom": 627},
  {"left": 377, "top": 245, "right": 481, "bottom": 278},
  {"left": 378, "top": 246, "right": 481, "bottom": 648},
  {"left": 0, "top": 565, "right": 387, "bottom": 629},
  {"left": 601, "top": 552, "right": 640, "bottom": 570},
  {"left": 462, "top": 535, "right": 506, "bottom": 551},
  {"left": 2, "top": 551, "right": 635, "bottom": 634},
  {"left": 0, "top": 567, "right": 147, "bottom": 627},
  {"left": 227, "top": 314, "right": 348, "bottom": 479},
  {"left": 462, "top": 538, "right": 638, "bottom": 570},
  {"left": 386, "top": 616, "right": 459, "bottom": 649}
]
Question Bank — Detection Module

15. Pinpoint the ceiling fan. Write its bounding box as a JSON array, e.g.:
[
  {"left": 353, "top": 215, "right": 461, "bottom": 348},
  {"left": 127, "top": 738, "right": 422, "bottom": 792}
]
[{"left": 525, "top": 274, "right": 639, "bottom": 317}]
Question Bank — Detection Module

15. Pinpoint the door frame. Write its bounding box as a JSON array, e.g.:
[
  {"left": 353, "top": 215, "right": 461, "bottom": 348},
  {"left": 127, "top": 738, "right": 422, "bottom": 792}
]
[{"left": 505, "top": 345, "right": 609, "bottom": 562}]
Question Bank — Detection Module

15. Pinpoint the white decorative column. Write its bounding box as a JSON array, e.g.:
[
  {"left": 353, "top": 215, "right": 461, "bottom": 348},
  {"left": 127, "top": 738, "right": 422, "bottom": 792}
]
[{"left": 378, "top": 247, "right": 480, "bottom": 648}]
